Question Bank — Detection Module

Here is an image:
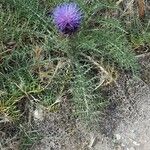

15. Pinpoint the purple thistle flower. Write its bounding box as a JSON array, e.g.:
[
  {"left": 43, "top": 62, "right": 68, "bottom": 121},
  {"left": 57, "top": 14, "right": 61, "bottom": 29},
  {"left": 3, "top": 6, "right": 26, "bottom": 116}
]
[{"left": 52, "top": 2, "right": 83, "bottom": 34}]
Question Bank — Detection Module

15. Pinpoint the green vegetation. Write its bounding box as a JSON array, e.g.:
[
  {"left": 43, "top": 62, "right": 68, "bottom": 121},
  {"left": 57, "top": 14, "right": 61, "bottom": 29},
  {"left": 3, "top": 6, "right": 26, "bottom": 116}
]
[{"left": 0, "top": 0, "right": 149, "bottom": 149}]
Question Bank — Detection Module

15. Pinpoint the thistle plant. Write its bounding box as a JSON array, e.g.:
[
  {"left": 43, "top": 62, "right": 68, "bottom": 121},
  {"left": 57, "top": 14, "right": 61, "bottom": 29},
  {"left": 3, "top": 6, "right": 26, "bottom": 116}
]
[{"left": 0, "top": 0, "right": 142, "bottom": 141}]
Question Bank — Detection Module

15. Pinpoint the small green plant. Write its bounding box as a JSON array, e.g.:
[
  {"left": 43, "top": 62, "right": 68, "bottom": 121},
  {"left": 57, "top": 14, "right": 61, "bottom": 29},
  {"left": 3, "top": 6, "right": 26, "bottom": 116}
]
[{"left": 19, "top": 125, "right": 42, "bottom": 150}]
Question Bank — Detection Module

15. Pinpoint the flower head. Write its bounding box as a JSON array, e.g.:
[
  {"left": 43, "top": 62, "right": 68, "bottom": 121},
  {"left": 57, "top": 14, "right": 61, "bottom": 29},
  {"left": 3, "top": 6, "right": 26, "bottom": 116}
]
[{"left": 52, "top": 2, "right": 83, "bottom": 34}]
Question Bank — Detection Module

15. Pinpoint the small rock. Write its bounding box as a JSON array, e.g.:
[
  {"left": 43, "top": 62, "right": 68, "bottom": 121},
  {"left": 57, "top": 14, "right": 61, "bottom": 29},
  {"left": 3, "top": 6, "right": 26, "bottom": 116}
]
[
  {"left": 133, "top": 141, "right": 140, "bottom": 146},
  {"left": 115, "top": 134, "right": 121, "bottom": 140},
  {"left": 34, "top": 107, "right": 44, "bottom": 121},
  {"left": 130, "top": 147, "right": 135, "bottom": 150},
  {"left": 121, "top": 143, "right": 125, "bottom": 147}
]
